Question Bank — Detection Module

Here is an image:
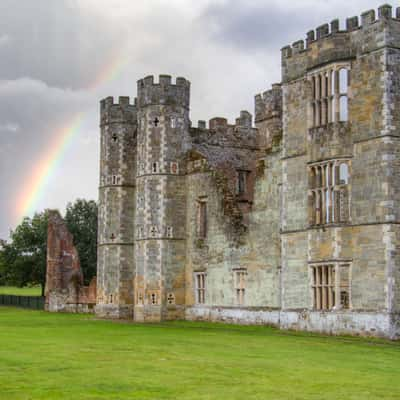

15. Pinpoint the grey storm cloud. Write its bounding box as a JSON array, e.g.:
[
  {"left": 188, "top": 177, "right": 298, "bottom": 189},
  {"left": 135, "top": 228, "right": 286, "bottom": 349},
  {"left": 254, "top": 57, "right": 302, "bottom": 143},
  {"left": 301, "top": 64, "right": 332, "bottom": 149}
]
[
  {"left": 201, "top": 2, "right": 312, "bottom": 51},
  {"left": 200, "top": 0, "right": 385, "bottom": 51},
  {"left": 0, "top": 0, "right": 127, "bottom": 90},
  {"left": 0, "top": 0, "right": 387, "bottom": 239}
]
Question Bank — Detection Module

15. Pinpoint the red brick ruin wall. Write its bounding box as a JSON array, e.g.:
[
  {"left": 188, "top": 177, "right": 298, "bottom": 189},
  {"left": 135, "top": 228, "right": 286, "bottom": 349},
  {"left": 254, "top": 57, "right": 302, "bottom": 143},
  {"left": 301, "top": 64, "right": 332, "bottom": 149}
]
[{"left": 45, "top": 210, "right": 96, "bottom": 313}]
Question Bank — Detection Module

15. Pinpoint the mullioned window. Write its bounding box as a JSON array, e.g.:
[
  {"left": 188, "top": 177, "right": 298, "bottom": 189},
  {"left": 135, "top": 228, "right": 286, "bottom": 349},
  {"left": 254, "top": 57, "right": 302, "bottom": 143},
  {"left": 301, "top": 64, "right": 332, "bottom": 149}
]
[
  {"left": 308, "top": 160, "right": 350, "bottom": 226},
  {"left": 309, "top": 65, "right": 349, "bottom": 127}
]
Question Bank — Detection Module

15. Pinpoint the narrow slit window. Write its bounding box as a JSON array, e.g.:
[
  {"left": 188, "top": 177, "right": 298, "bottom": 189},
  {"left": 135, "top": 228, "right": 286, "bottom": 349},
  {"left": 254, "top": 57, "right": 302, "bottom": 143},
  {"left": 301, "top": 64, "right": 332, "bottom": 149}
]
[
  {"left": 339, "top": 163, "right": 349, "bottom": 185},
  {"left": 339, "top": 69, "right": 348, "bottom": 94},
  {"left": 237, "top": 170, "right": 248, "bottom": 195},
  {"left": 195, "top": 273, "right": 206, "bottom": 304},
  {"left": 234, "top": 270, "right": 246, "bottom": 306},
  {"left": 339, "top": 264, "right": 350, "bottom": 309},
  {"left": 198, "top": 201, "right": 207, "bottom": 239},
  {"left": 339, "top": 96, "right": 348, "bottom": 122}
]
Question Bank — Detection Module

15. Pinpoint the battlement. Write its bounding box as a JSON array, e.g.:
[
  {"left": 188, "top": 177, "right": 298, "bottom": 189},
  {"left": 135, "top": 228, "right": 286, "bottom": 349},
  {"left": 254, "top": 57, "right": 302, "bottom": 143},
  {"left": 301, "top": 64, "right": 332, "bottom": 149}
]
[
  {"left": 281, "top": 4, "right": 400, "bottom": 82},
  {"left": 100, "top": 96, "right": 137, "bottom": 125},
  {"left": 137, "top": 74, "right": 190, "bottom": 109},
  {"left": 255, "top": 84, "right": 282, "bottom": 123},
  {"left": 235, "top": 111, "right": 252, "bottom": 128}
]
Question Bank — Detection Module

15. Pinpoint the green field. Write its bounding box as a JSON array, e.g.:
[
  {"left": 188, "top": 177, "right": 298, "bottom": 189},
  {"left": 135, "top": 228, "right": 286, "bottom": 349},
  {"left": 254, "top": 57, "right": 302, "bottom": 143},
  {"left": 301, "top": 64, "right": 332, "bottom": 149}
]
[
  {"left": 0, "top": 307, "right": 399, "bottom": 399},
  {"left": 0, "top": 285, "right": 42, "bottom": 296}
]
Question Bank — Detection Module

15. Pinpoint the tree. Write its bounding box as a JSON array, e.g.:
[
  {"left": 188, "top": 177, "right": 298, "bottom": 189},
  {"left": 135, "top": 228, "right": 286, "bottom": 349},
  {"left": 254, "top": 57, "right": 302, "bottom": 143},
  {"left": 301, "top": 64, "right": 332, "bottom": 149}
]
[
  {"left": 64, "top": 199, "right": 98, "bottom": 284},
  {"left": 0, "top": 199, "right": 98, "bottom": 294},
  {"left": 0, "top": 211, "right": 50, "bottom": 296}
]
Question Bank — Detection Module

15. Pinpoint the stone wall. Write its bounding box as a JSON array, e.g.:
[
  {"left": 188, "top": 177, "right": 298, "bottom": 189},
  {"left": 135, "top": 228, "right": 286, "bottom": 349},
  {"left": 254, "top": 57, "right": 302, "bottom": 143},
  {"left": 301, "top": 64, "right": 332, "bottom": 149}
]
[
  {"left": 96, "top": 96, "right": 137, "bottom": 318},
  {"left": 45, "top": 210, "right": 96, "bottom": 313},
  {"left": 94, "top": 6, "right": 400, "bottom": 339},
  {"left": 134, "top": 76, "right": 190, "bottom": 322}
]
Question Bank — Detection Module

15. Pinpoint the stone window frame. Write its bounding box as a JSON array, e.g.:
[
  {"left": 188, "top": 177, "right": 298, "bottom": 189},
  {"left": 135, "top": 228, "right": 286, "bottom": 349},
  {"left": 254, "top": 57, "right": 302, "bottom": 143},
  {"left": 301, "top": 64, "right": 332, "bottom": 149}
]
[
  {"left": 308, "top": 62, "right": 350, "bottom": 128},
  {"left": 194, "top": 272, "right": 206, "bottom": 304},
  {"left": 149, "top": 225, "right": 159, "bottom": 238},
  {"left": 109, "top": 175, "right": 121, "bottom": 185},
  {"left": 197, "top": 197, "right": 208, "bottom": 239},
  {"left": 170, "top": 115, "right": 182, "bottom": 129},
  {"left": 308, "top": 159, "right": 351, "bottom": 226},
  {"left": 170, "top": 162, "right": 179, "bottom": 175},
  {"left": 236, "top": 170, "right": 249, "bottom": 195},
  {"left": 233, "top": 268, "right": 247, "bottom": 306},
  {"left": 149, "top": 292, "right": 159, "bottom": 305},
  {"left": 151, "top": 161, "right": 159, "bottom": 174},
  {"left": 166, "top": 226, "right": 173, "bottom": 238},
  {"left": 136, "top": 290, "right": 144, "bottom": 305},
  {"left": 309, "top": 262, "right": 352, "bottom": 311},
  {"left": 167, "top": 292, "right": 175, "bottom": 305}
]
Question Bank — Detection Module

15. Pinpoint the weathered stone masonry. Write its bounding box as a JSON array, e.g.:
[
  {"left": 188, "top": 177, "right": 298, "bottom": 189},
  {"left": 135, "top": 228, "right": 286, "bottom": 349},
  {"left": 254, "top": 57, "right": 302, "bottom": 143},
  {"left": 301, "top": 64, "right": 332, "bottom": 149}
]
[
  {"left": 96, "top": 4, "right": 400, "bottom": 339},
  {"left": 45, "top": 211, "right": 96, "bottom": 312}
]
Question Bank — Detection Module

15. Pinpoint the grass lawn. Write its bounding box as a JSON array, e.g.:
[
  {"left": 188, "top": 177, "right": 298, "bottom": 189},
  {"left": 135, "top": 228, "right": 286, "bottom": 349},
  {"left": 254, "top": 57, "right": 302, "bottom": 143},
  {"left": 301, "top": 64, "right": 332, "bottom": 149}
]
[
  {"left": 0, "top": 285, "right": 42, "bottom": 296},
  {"left": 0, "top": 307, "right": 399, "bottom": 400}
]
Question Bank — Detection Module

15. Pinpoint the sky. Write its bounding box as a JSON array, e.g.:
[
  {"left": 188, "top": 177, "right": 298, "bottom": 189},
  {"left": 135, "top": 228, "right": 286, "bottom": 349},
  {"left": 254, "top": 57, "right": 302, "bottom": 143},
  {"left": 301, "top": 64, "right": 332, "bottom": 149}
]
[{"left": 0, "top": 0, "right": 386, "bottom": 239}]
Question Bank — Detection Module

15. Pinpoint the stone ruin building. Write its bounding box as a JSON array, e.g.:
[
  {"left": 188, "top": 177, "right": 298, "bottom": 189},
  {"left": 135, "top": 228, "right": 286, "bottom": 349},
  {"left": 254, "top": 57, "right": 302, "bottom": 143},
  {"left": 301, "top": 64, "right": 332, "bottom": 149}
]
[
  {"left": 45, "top": 211, "right": 96, "bottom": 312},
  {"left": 94, "top": 4, "right": 400, "bottom": 339}
]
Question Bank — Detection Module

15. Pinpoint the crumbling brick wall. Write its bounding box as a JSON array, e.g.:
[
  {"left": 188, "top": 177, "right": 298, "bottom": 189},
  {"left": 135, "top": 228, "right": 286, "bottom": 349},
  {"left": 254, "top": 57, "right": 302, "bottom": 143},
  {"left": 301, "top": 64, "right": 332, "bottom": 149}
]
[{"left": 45, "top": 210, "right": 96, "bottom": 313}]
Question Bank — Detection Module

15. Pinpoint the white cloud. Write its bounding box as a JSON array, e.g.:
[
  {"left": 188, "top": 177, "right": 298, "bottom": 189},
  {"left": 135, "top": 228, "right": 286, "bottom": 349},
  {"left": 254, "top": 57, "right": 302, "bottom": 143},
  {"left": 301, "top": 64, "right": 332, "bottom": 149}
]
[
  {"left": 0, "top": 122, "right": 19, "bottom": 132},
  {"left": 0, "top": 34, "right": 10, "bottom": 47}
]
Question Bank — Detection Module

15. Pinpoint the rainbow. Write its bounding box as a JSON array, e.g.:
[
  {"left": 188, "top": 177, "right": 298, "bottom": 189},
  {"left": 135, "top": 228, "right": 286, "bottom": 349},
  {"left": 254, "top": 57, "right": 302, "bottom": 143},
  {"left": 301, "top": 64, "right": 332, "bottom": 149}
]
[
  {"left": 15, "top": 52, "right": 129, "bottom": 221},
  {"left": 16, "top": 113, "right": 85, "bottom": 218}
]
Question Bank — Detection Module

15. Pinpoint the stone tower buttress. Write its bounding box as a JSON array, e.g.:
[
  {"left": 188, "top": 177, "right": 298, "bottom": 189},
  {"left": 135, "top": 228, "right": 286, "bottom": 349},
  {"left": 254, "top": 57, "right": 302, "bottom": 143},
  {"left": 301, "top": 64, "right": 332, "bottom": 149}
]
[
  {"left": 96, "top": 96, "right": 137, "bottom": 318},
  {"left": 134, "top": 75, "right": 190, "bottom": 322}
]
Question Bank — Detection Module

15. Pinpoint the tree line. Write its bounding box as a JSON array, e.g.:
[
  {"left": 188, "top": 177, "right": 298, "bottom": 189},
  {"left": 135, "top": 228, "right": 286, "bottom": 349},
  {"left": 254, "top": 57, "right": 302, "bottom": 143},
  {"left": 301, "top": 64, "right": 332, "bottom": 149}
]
[{"left": 0, "top": 199, "right": 98, "bottom": 296}]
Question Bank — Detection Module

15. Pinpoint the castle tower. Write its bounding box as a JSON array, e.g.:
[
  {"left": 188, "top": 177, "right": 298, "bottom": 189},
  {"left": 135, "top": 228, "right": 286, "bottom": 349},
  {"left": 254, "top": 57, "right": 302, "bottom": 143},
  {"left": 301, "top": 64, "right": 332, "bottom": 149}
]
[
  {"left": 134, "top": 75, "right": 190, "bottom": 322},
  {"left": 96, "top": 96, "right": 137, "bottom": 318}
]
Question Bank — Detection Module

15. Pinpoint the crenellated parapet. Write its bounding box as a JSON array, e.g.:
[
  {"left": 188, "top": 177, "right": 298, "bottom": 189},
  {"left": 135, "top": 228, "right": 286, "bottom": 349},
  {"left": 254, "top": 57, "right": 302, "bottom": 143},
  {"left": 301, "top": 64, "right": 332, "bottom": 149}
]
[
  {"left": 137, "top": 74, "right": 190, "bottom": 109},
  {"left": 281, "top": 4, "right": 400, "bottom": 82},
  {"left": 255, "top": 84, "right": 282, "bottom": 123},
  {"left": 235, "top": 111, "right": 252, "bottom": 128},
  {"left": 100, "top": 96, "right": 137, "bottom": 126}
]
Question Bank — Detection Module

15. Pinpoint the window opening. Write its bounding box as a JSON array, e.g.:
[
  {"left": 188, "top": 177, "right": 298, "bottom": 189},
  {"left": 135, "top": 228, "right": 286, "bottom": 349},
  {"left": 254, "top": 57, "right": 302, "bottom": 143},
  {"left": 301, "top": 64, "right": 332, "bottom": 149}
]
[
  {"left": 195, "top": 273, "right": 206, "bottom": 304},
  {"left": 237, "top": 170, "right": 248, "bottom": 195},
  {"left": 311, "top": 263, "right": 351, "bottom": 310},
  {"left": 309, "top": 161, "right": 350, "bottom": 225},
  {"left": 167, "top": 293, "right": 175, "bottom": 305},
  {"left": 234, "top": 270, "right": 246, "bottom": 306},
  {"left": 198, "top": 201, "right": 207, "bottom": 238}
]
